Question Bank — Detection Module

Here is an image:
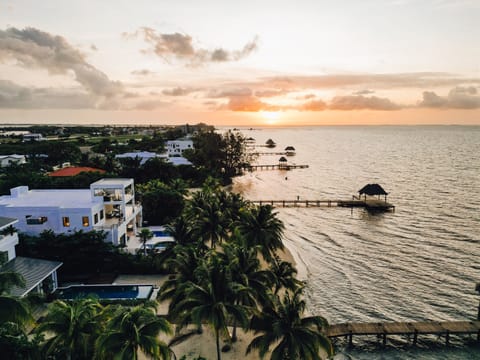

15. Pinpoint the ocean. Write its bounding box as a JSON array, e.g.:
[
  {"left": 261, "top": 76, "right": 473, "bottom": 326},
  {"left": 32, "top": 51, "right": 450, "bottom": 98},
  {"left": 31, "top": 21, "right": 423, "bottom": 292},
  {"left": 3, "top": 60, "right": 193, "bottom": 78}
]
[{"left": 230, "top": 126, "right": 480, "bottom": 359}]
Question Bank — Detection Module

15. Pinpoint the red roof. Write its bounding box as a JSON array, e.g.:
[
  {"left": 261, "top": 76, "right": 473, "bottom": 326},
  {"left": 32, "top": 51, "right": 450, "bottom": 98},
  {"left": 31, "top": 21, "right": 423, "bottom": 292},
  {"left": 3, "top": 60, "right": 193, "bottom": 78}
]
[{"left": 49, "top": 167, "right": 106, "bottom": 177}]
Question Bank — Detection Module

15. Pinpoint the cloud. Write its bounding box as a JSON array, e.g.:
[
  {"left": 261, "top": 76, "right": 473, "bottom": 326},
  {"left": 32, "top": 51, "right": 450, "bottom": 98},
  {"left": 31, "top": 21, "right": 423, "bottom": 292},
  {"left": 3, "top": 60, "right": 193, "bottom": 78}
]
[
  {"left": 255, "top": 89, "right": 288, "bottom": 98},
  {"left": 0, "top": 80, "right": 95, "bottom": 109},
  {"left": 301, "top": 99, "right": 327, "bottom": 111},
  {"left": 131, "top": 99, "right": 170, "bottom": 110},
  {"left": 419, "top": 86, "right": 480, "bottom": 109},
  {"left": 329, "top": 95, "right": 402, "bottom": 110},
  {"left": 0, "top": 26, "right": 124, "bottom": 109},
  {"left": 162, "top": 87, "right": 198, "bottom": 96},
  {"left": 207, "top": 88, "right": 252, "bottom": 98},
  {"left": 221, "top": 95, "right": 276, "bottom": 112},
  {"left": 258, "top": 73, "right": 480, "bottom": 91},
  {"left": 129, "top": 27, "right": 258, "bottom": 65},
  {"left": 131, "top": 69, "right": 155, "bottom": 76},
  {"left": 353, "top": 89, "right": 374, "bottom": 95}
]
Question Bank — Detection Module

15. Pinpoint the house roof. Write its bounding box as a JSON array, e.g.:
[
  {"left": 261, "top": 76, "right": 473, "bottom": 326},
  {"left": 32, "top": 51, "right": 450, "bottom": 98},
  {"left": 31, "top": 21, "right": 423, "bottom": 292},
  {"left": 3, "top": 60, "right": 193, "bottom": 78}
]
[
  {"left": 49, "top": 167, "right": 105, "bottom": 177},
  {"left": 0, "top": 216, "right": 18, "bottom": 229},
  {"left": 0, "top": 188, "right": 100, "bottom": 209},
  {"left": 358, "top": 184, "right": 388, "bottom": 196},
  {"left": 0, "top": 256, "right": 62, "bottom": 297}
]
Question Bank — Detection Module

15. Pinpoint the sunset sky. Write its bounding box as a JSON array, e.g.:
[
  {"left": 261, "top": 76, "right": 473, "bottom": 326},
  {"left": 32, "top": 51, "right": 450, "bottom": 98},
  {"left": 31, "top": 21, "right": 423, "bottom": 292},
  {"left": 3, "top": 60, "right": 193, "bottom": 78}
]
[{"left": 1, "top": 0, "right": 480, "bottom": 126}]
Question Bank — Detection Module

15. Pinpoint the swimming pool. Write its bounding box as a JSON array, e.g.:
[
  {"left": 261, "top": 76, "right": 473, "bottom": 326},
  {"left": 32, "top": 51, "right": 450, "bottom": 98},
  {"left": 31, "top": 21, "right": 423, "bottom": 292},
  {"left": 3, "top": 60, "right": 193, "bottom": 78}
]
[{"left": 55, "top": 284, "right": 154, "bottom": 300}]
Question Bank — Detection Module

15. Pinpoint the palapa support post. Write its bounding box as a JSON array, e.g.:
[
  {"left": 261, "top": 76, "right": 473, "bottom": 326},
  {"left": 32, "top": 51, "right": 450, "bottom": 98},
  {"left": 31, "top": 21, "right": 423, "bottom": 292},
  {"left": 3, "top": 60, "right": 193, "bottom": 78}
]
[
  {"left": 445, "top": 330, "right": 450, "bottom": 346},
  {"left": 348, "top": 331, "right": 353, "bottom": 346},
  {"left": 383, "top": 333, "right": 387, "bottom": 346},
  {"left": 413, "top": 329, "right": 418, "bottom": 345}
]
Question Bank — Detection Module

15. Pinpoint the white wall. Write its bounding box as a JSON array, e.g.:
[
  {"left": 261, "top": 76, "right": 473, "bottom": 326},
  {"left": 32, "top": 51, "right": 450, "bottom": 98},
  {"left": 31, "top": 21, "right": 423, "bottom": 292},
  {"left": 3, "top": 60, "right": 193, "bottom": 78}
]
[{"left": 0, "top": 233, "right": 19, "bottom": 261}]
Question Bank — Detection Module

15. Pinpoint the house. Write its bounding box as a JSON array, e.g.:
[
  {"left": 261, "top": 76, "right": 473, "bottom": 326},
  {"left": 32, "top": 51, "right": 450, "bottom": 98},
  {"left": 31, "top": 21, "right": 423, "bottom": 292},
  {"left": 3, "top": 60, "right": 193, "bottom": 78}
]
[
  {"left": 48, "top": 166, "right": 106, "bottom": 177},
  {"left": 0, "top": 154, "right": 27, "bottom": 167},
  {"left": 22, "top": 133, "right": 45, "bottom": 142},
  {"left": 115, "top": 151, "right": 161, "bottom": 165},
  {"left": 0, "top": 179, "right": 142, "bottom": 246},
  {"left": 166, "top": 139, "right": 193, "bottom": 157},
  {"left": 0, "top": 217, "right": 62, "bottom": 297}
]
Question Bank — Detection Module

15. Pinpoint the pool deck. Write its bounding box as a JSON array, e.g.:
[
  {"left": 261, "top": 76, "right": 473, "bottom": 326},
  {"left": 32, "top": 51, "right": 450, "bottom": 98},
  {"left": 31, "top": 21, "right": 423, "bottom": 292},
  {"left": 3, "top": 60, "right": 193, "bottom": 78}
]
[{"left": 113, "top": 274, "right": 169, "bottom": 314}]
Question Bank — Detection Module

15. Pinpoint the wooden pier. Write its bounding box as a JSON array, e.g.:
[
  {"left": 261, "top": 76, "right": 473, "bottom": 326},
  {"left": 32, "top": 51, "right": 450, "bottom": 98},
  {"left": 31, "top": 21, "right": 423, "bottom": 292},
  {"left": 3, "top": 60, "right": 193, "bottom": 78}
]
[
  {"left": 244, "top": 164, "right": 309, "bottom": 171},
  {"left": 251, "top": 199, "right": 395, "bottom": 211},
  {"left": 250, "top": 151, "right": 290, "bottom": 156},
  {"left": 327, "top": 320, "right": 480, "bottom": 346}
]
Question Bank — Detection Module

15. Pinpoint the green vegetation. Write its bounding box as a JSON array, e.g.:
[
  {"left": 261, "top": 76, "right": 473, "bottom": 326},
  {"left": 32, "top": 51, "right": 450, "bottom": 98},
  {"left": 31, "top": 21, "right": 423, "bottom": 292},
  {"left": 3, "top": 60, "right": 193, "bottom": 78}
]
[{"left": 17, "top": 230, "right": 168, "bottom": 282}]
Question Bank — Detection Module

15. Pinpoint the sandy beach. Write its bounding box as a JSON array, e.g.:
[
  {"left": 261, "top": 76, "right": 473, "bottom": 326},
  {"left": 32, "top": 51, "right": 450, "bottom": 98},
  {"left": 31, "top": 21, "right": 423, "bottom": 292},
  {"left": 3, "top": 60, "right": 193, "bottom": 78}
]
[{"left": 116, "top": 246, "right": 297, "bottom": 360}]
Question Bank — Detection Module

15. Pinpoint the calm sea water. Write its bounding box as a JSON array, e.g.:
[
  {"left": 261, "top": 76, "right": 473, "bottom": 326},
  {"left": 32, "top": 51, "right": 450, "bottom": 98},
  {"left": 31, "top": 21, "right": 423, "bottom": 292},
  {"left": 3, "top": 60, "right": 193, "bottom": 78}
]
[{"left": 231, "top": 126, "right": 480, "bottom": 359}]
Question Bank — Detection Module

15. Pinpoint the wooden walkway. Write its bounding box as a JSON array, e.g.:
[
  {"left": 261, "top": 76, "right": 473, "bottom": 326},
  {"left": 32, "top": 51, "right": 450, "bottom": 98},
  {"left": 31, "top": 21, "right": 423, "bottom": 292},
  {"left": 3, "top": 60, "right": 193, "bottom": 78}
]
[
  {"left": 251, "top": 199, "right": 395, "bottom": 211},
  {"left": 244, "top": 164, "right": 308, "bottom": 171},
  {"left": 250, "top": 151, "right": 290, "bottom": 155},
  {"left": 327, "top": 320, "right": 480, "bottom": 346}
]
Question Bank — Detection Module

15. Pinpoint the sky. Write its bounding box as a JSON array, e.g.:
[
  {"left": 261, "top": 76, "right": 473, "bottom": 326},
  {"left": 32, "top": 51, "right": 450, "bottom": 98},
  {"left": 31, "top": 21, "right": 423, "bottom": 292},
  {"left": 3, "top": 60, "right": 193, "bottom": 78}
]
[{"left": 1, "top": 0, "right": 480, "bottom": 126}]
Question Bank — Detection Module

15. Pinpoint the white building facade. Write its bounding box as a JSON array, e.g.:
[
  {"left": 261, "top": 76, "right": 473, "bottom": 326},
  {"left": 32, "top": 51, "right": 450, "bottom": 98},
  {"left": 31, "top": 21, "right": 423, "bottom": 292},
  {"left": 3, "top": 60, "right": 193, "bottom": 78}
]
[
  {"left": 0, "top": 154, "right": 27, "bottom": 167},
  {"left": 166, "top": 139, "right": 193, "bottom": 157},
  {"left": 0, "top": 179, "right": 142, "bottom": 246}
]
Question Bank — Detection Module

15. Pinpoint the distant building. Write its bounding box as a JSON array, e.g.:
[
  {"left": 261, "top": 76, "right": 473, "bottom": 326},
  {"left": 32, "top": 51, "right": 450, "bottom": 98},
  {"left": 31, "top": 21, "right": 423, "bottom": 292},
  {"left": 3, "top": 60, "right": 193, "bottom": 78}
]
[
  {"left": 48, "top": 166, "right": 106, "bottom": 177},
  {"left": 167, "top": 139, "right": 193, "bottom": 157},
  {"left": 22, "top": 133, "right": 45, "bottom": 142},
  {"left": 0, "top": 217, "right": 62, "bottom": 297},
  {"left": 0, "top": 154, "right": 26, "bottom": 167},
  {"left": 115, "top": 151, "right": 161, "bottom": 165},
  {"left": 0, "top": 179, "right": 142, "bottom": 246}
]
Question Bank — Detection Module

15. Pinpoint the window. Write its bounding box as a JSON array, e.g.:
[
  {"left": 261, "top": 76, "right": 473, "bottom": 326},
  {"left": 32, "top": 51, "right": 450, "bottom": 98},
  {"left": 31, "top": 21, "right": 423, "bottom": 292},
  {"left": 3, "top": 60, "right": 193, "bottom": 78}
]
[
  {"left": 94, "top": 213, "right": 99, "bottom": 224},
  {"left": 62, "top": 217, "right": 70, "bottom": 227},
  {"left": 100, "top": 210, "right": 104, "bottom": 220},
  {"left": 26, "top": 215, "right": 48, "bottom": 225},
  {"left": 82, "top": 216, "right": 89, "bottom": 227}
]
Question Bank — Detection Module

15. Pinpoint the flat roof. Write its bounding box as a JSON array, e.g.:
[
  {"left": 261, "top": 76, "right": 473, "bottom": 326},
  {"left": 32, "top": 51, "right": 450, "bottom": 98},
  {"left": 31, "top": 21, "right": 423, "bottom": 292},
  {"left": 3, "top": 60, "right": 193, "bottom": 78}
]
[
  {"left": 1, "top": 256, "right": 62, "bottom": 297},
  {"left": 0, "top": 189, "right": 99, "bottom": 209},
  {"left": 0, "top": 216, "right": 18, "bottom": 228},
  {"left": 91, "top": 178, "right": 133, "bottom": 187}
]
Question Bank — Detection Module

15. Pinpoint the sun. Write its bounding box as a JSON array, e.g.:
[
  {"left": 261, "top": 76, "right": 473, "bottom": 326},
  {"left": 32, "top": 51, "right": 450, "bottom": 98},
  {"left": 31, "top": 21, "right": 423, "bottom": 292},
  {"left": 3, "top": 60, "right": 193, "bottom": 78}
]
[{"left": 261, "top": 111, "right": 281, "bottom": 124}]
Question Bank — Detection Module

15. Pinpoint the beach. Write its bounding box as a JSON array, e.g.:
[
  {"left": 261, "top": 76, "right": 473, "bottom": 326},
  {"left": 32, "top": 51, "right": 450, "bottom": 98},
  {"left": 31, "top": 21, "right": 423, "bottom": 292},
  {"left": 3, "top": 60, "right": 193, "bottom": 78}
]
[{"left": 119, "top": 247, "right": 297, "bottom": 360}]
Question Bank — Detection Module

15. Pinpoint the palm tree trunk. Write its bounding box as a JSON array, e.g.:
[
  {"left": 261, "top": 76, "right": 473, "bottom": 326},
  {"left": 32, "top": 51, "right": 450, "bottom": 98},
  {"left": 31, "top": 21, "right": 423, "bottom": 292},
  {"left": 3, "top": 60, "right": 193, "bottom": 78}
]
[
  {"left": 215, "top": 328, "right": 222, "bottom": 360},
  {"left": 231, "top": 318, "right": 238, "bottom": 342}
]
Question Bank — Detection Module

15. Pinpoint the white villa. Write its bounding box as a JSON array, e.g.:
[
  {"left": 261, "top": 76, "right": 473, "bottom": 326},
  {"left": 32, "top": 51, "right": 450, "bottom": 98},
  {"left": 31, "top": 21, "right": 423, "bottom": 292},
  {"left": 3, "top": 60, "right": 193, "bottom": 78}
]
[
  {"left": 115, "top": 151, "right": 161, "bottom": 165},
  {"left": 0, "top": 179, "right": 142, "bottom": 246},
  {"left": 0, "top": 217, "right": 62, "bottom": 297},
  {"left": 22, "top": 133, "right": 45, "bottom": 142},
  {"left": 0, "top": 154, "right": 27, "bottom": 167},
  {"left": 167, "top": 139, "right": 193, "bottom": 157}
]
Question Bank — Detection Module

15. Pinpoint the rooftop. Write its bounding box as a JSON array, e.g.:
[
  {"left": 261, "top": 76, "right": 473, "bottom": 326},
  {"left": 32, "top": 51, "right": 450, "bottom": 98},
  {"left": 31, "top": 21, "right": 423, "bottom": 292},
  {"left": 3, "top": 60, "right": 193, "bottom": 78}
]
[
  {"left": 0, "top": 189, "right": 100, "bottom": 208},
  {"left": 91, "top": 178, "right": 134, "bottom": 188},
  {"left": 0, "top": 256, "right": 62, "bottom": 297},
  {"left": 48, "top": 166, "right": 105, "bottom": 177},
  {"left": 0, "top": 216, "right": 18, "bottom": 229}
]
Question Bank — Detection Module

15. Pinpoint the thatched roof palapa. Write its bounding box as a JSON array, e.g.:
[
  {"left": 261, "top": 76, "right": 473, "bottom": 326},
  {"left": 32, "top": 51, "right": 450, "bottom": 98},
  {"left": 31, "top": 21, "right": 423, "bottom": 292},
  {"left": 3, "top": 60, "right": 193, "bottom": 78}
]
[
  {"left": 278, "top": 156, "right": 288, "bottom": 162},
  {"left": 358, "top": 184, "right": 388, "bottom": 196},
  {"left": 285, "top": 146, "right": 296, "bottom": 151}
]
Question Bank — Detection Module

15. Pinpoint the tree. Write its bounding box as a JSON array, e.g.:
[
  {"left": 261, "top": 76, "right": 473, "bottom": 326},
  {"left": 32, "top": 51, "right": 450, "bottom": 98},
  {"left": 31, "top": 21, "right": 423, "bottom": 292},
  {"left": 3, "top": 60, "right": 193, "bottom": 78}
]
[
  {"left": 185, "top": 130, "right": 255, "bottom": 184},
  {"left": 171, "top": 256, "right": 249, "bottom": 360},
  {"left": 269, "top": 255, "right": 303, "bottom": 295},
  {"left": 0, "top": 271, "right": 32, "bottom": 325},
  {"left": 0, "top": 322, "right": 43, "bottom": 360},
  {"left": 36, "top": 298, "right": 105, "bottom": 360},
  {"left": 138, "top": 228, "right": 154, "bottom": 256},
  {"left": 247, "top": 288, "right": 333, "bottom": 360},
  {"left": 237, "top": 205, "right": 285, "bottom": 263},
  {"left": 95, "top": 302, "right": 172, "bottom": 360}
]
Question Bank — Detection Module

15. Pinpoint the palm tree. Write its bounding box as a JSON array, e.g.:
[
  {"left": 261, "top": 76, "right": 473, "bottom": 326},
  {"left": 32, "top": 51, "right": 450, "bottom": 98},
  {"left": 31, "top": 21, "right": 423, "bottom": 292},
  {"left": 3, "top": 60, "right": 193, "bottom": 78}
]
[
  {"left": 237, "top": 205, "right": 285, "bottom": 263},
  {"left": 171, "top": 256, "right": 249, "bottom": 360},
  {"left": 138, "top": 228, "right": 154, "bottom": 256},
  {"left": 247, "top": 288, "right": 333, "bottom": 360},
  {"left": 269, "top": 255, "right": 303, "bottom": 294},
  {"left": 221, "top": 236, "right": 275, "bottom": 342},
  {"left": 95, "top": 302, "right": 172, "bottom": 360},
  {"left": 0, "top": 271, "right": 32, "bottom": 326},
  {"left": 36, "top": 298, "right": 104, "bottom": 360},
  {"left": 190, "top": 197, "right": 229, "bottom": 249}
]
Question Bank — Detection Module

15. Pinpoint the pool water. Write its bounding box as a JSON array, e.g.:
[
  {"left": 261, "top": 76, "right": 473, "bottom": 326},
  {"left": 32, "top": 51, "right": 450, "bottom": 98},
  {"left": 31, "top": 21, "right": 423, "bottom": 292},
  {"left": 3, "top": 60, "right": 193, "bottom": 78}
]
[
  {"left": 55, "top": 284, "right": 153, "bottom": 300},
  {"left": 152, "top": 230, "right": 170, "bottom": 237}
]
